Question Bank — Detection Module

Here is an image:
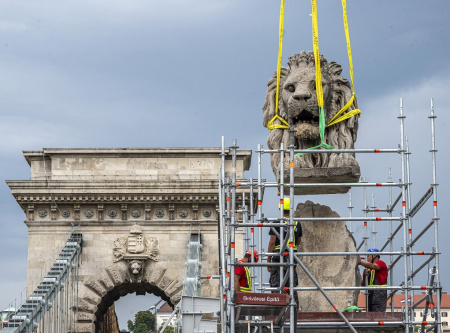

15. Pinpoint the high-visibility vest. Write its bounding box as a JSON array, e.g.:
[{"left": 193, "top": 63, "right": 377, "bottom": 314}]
[
  {"left": 238, "top": 261, "right": 252, "bottom": 293},
  {"left": 274, "top": 221, "right": 299, "bottom": 251},
  {"left": 368, "top": 269, "right": 388, "bottom": 287}
]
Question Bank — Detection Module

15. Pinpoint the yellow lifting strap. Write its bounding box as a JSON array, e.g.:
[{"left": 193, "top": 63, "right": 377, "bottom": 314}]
[
  {"left": 267, "top": 0, "right": 361, "bottom": 132},
  {"left": 267, "top": 0, "right": 289, "bottom": 131},
  {"left": 325, "top": 0, "right": 361, "bottom": 127}
]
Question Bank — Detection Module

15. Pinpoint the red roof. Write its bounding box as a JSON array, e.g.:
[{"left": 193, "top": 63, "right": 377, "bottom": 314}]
[
  {"left": 357, "top": 292, "right": 450, "bottom": 309},
  {"left": 157, "top": 302, "right": 174, "bottom": 313}
]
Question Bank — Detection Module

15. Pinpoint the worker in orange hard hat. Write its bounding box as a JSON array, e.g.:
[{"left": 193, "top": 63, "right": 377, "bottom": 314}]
[
  {"left": 234, "top": 250, "right": 258, "bottom": 293},
  {"left": 267, "top": 197, "right": 302, "bottom": 308}
]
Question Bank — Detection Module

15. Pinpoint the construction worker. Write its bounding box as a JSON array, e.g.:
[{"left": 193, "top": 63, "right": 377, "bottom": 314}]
[
  {"left": 234, "top": 250, "right": 259, "bottom": 293},
  {"left": 359, "top": 248, "right": 388, "bottom": 311},
  {"left": 267, "top": 198, "right": 302, "bottom": 308}
]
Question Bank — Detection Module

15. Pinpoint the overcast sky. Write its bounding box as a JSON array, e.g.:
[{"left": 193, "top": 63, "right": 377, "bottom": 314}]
[{"left": 1, "top": 1, "right": 449, "bottom": 330}]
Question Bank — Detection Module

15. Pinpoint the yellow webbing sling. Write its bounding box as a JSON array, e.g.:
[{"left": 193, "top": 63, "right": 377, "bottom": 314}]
[
  {"left": 267, "top": 0, "right": 289, "bottom": 131},
  {"left": 267, "top": 0, "right": 361, "bottom": 134}
]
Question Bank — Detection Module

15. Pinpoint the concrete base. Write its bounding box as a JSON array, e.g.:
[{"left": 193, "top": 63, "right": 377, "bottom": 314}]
[{"left": 281, "top": 166, "right": 361, "bottom": 195}]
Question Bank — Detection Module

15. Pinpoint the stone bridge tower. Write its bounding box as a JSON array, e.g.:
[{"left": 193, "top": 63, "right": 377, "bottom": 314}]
[{"left": 6, "top": 148, "right": 252, "bottom": 332}]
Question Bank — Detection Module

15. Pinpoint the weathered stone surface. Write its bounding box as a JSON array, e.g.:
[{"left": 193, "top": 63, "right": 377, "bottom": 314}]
[
  {"left": 75, "top": 323, "right": 95, "bottom": 333},
  {"left": 83, "top": 290, "right": 102, "bottom": 305},
  {"left": 166, "top": 280, "right": 183, "bottom": 297},
  {"left": 143, "top": 261, "right": 167, "bottom": 285},
  {"left": 7, "top": 148, "right": 252, "bottom": 333},
  {"left": 105, "top": 262, "right": 129, "bottom": 286},
  {"left": 77, "top": 312, "right": 95, "bottom": 322},
  {"left": 295, "top": 201, "right": 361, "bottom": 312},
  {"left": 98, "top": 274, "right": 115, "bottom": 292},
  {"left": 170, "top": 290, "right": 182, "bottom": 305},
  {"left": 263, "top": 51, "right": 360, "bottom": 194},
  {"left": 85, "top": 277, "right": 108, "bottom": 297},
  {"left": 77, "top": 298, "right": 96, "bottom": 313},
  {"left": 281, "top": 166, "right": 360, "bottom": 195},
  {"left": 158, "top": 275, "right": 174, "bottom": 291}
]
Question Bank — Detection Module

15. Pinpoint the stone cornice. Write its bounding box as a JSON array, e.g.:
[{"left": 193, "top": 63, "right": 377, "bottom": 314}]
[
  {"left": 23, "top": 148, "right": 252, "bottom": 170},
  {"left": 6, "top": 179, "right": 222, "bottom": 188},
  {"left": 14, "top": 193, "right": 221, "bottom": 203}
]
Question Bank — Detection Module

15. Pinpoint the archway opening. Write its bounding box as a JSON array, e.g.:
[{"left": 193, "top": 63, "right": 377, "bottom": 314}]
[{"left": 94, "top": 283, "right": 176, "bottom": 333}]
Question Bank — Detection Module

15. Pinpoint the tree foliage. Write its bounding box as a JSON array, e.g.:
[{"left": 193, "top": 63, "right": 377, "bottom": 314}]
[
  {"left": 126, "top": 310, "right": 155, "bottom": 332},
  {"left": 158, "top": 325, "right": 175, "bottom": 333}
]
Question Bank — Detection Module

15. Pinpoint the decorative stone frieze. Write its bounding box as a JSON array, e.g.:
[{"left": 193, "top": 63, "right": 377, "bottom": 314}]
[
  {"left": 38, "top": 209, "right": 47, "bottom": 218},
  {"left": 74, "top": 204, "right": 80, "bottom": 220},
  {"left": 61, "top": 209, "right": 70, "bottom": 218},
  {"left": 85, "top": 209, "right": 94, "bottom": 218},
  {"left": 192, "top": 204, "right": 198, "bottom": 220},
  {"left": 97, "top": 204, "right": 104, "bottom": 221},
  {"left": 169, "top": 204, "right": 175, "bottom": 220},
  {"left": 155, "top": 209, "right": 164, "bottom": 218},
  {"left": 144, "top": 204, "right": 152, "bottom": 220},
  {"left": 121, "top": 204, "right": 127, "bottom": 220},
  {"left": 51, "top": 204, "right": 57, "bottom": 220},
  {"left": 27, "top": 204, "right": 34, "bottom": 221}
]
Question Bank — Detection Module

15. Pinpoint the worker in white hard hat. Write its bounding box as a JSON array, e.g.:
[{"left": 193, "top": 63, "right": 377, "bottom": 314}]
[
  {"left": 267, "top": 197, "right": 302, "bottom": 308},
  {"left": 359, "top": 248, "right": 388, "bottom": 311}
]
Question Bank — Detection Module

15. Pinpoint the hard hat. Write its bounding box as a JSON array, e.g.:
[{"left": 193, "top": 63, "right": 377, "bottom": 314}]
[
  {"left": 245, "top": 250, "right": 259, "bottom": 263},
  {"left": 278, "top": 198, "right": 290, "bottom": 211},
  {"left": 367, "top": 248, "right": 380, "bottom": 255}
]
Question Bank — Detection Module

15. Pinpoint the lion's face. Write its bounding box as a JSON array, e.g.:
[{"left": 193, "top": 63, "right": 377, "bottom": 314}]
[
  {"left": 281, "top": 67, "right": 331, "bottom": 142},
  {"left": 129, "top": 260, "right": 143, "bottom": 275},
  {"left": 263, "top": 51, "right": 360, "bottom": 175}
]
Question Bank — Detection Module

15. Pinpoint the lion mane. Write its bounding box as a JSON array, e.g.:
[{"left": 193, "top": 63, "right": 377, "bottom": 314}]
[{"left": 262, "top": 51, "right": 359, "bottom": 175}]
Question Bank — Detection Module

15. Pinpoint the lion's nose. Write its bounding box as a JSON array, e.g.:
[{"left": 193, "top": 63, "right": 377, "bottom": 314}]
[{"left": 293, "top": 91, "right": 312, "bottom": 101}]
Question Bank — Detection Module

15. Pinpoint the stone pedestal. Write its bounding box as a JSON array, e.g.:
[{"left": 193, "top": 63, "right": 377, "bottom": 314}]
[
  {"left": 294, "top": 201, "right": 361, "bottom": 312},
  {"left": 281, "top": 165, "right": 361, "bottom": 195}
]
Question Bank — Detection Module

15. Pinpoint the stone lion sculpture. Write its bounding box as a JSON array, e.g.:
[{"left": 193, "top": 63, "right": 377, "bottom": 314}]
[{"left": 262, "top": 51, "right": 360, "bottom": 188}]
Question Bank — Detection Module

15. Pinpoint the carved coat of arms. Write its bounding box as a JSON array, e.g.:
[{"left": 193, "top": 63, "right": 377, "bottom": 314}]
[{"left": 113, "top": 224, "right": 159, "bottom": 282}]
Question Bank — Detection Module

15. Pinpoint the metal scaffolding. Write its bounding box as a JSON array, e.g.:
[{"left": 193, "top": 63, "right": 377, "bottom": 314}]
[
  {"left": 0, "top": 232, "right": 82, "bottom": 333},
  {"left": 217, "top": 99, "right": 442, "bottom": 333}
]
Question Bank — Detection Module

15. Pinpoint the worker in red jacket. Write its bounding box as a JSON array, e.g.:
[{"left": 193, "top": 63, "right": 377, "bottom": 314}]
[
  {"left": 359, "top": 248, "right": 388, "bottom": 311},
  {"left": 234, "top": 250, "right": 259, "bottom": 293}
]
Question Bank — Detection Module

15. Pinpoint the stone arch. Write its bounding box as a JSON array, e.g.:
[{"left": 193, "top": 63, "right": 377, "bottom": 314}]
[{"left": 75, "top": 260, "right": 183, "bottom": 333}]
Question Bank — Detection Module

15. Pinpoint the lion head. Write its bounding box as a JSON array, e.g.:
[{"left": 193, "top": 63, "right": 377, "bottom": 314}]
[
  {"left": 128, "top": 259, "right": 143, "bottom": 275},
  {"left": 263, "top": 51, "right": 360, "bottom": 177}
]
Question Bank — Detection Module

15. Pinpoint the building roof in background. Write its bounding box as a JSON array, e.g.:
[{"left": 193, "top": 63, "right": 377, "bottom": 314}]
[
  {"left": 357, "top": 292, "right": 450, "bottom": 309},
  {"left": 157, "top": 302, "right": 174, "bottom": 313}
]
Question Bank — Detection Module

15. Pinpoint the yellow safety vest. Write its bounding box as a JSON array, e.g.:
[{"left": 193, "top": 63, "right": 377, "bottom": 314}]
[
  {"left": 368, "top": 269, "right": 388, "bottom": 287},
  {"left": 239, "top": 266, "right": 252, "bottom": 293},
  {"left": 274, "top": 221, "right": 299, "bottom": 251}
]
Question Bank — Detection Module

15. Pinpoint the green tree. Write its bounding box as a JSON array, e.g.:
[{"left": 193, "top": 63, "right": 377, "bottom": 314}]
[
  {"left": 134, "top": 323, "right": 150, "bottom": 333},
  {"left": 158, "top": 325, "right": 175, "bottom": 333},
  {"left": 126, "top": 310, "right": 155, "bottom": 332}
]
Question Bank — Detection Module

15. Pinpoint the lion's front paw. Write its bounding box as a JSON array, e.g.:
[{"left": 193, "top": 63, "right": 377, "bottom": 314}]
[{"left": 328, "top": 153, "right": 358, "bottom": 168}]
